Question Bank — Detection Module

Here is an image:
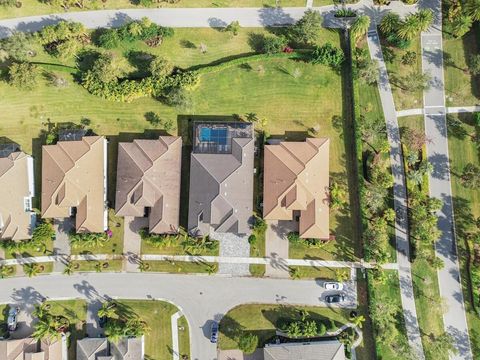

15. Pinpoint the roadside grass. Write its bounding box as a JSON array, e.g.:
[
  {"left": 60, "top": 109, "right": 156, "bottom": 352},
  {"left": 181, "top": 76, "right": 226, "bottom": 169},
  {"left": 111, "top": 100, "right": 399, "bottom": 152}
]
[
  {"left": 249, "top": 218, "right": 266, "bottom": 277},
  {"left": 367, "top": 270, "right": 410, "bottom": 359},
  {"left": 443, "top": 29, "right": 480, "bottom": 107},
  {"left": 144, "top": 260, "right": 217, "bottom": 274},
  {"left": 45, "top": 300, "right": 87, "bottom": 360},
  {"left": 115, "top": 300, "right": 183, "bottom": 360},
  {"left": 71, "top": 209, "right": 124, "bottom": 255},
  {"left": 178, "top": 315, "right": 191, "bottom": 360},
  {"left": 446, "top": 112, "right": 480, "bottom": 358},
  {"left": 381, "top": 35, "right": 423, "bottom": 111},
  {"left": 287, "top": 265, "right": 339, "bottom": 280},
  {"left": 0, "top": 0, "right": 306, "bottom": 20},
  {"left": 398, "top": 115, "right": 446, "bottom": 360},
  {"left": 22, "top": 261, "right": 54, "bottom": 275},
  {"left": 72, "top": 259, "right": 123, "bottom": 272},
  {"left": 5, "top": 238, "right": 54, "bottom": 259},
  {"left": 218, "top": 304, "right": 351, "bottom": 350},
  {"left": 140, "top": 236, "right": 219, "bottom": 256}
]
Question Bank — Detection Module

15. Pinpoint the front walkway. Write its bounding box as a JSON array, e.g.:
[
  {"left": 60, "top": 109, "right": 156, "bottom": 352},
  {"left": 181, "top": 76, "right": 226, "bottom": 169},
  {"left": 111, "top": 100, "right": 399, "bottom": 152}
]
[
  {"left": 123, "top": 216, "right": 147, "bottom": 273},
  {"left": 213, "top": 231, "right": 250, "bottom": 276},
  {"left": 53, "top": 218, "right": 73, "bottom": 273},
  {"left": 366, "top": 27, "right": 425, "bottom": 360},
  {"left": 264, "top": 220, "right": 291, "bottom": 278}
]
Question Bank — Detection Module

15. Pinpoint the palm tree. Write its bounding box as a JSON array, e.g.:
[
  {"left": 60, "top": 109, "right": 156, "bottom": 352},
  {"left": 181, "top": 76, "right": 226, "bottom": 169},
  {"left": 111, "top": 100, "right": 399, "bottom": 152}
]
[
  {"left": 451, "top": 14, "right": 473, "bottom": 38},
  {"left": 33, "top": 302, "right": 51, "bottom": 319},
  {"left": 397, "top": 15, "right": 420, "bottom": 41},
  {"left": 289, "top": 267, "right": 303, "bottom": 280},
  {"left": 125, "top": 317, "right": 151, "bottom": 337},
  {"left": 415, "top": 9, "right": 434, "bottom": 32},
  {"left": 407, "top": 169, "right": 424, "bottom": 185},
  {"left": 205, "top": 263, "right": 217, "bottom": 275},
  {"left": 94, "top": 262, "right": 102, "bottom": 273},
  {"left": 23, "top": 263, "right": 41, "bottom": 277},
  {"left": 128, "top": 22, "right": 143, "bottom": 37},
  {"left": 466, "top": 0, "right": 480, "bottom": 21},
  {"left": 379, "top": 13, "right": 400, "bottom": 34},
  {"left": 104, "top": 320, "right": 124, "bottom": 343},
  {"left": 32, "top": 318, "right": 60, "bottom": 342},
  {"left": 0, "top": 265, "right": 13, "bottom": 278},
  {"left": 138, "top": 261, "right": 150, "bottom": 272},
  {"left": 63, "top": 261, "right": 74, "bottom": 276},
  {"left": 97, "top": 301, "right": 116, "bottom": 319},
  {"left": 335, "top": 269, "right": 350, "bottom": 282},
  {"left": 350, "top": 15, "right": 371, "bottom": 43},
  {"left": 350, "top": 314, "right": 366, "bottom": 328}
]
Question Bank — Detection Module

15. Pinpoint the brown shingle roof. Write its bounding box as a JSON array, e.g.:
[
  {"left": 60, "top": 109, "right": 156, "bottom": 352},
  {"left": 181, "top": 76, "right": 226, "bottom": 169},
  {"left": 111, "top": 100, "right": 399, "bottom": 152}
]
[
  {"left": 41, "top": 136, "right": 107, "bottom": 233},
  {"left": 263, "top": 138, "right": 330, "bottom": 239},
  {"left": 0, "top": 151, "right": 35, "bottom": 241},
  {"left": 115, "top": 137, "right": 182, "bottom": 234}
]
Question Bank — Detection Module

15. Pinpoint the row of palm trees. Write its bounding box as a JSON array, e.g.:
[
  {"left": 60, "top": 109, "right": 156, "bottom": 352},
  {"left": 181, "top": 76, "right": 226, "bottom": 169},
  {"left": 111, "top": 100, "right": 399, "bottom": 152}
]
[{"left": 32, "top": 302, "right": 70, "bottom": 343}]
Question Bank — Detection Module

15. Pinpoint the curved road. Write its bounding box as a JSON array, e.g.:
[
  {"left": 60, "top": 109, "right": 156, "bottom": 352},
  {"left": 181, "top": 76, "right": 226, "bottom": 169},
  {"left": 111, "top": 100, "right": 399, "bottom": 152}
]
[{"left": 0, "top": 273, "right": 356, "bottom": 360}]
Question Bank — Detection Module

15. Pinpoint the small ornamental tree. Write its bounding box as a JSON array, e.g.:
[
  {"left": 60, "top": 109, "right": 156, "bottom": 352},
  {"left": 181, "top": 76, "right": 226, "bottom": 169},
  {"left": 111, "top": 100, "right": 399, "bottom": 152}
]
[
  {"left": 261, "top": 35, "right": 288, "bottom": 54},
  {"left": 311, "top": 43, "right": 345, "bottom": 68},
  {"left": 226, "top": 21, "right": 241, "bottom": 36},
  {"left": 238, "top": 332, "right": 258, "bottom": 354},
  {"left": 290, "top": 9, "right": 323, "bottom": 45},
  {"left": 8, "top": 62, "right": 40, "bottom": 90}
]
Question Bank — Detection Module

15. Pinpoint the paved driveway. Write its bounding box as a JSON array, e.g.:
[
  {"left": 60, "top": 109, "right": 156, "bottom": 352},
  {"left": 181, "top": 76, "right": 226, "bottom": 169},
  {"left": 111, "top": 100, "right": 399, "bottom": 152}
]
[
  {"left": 265, "top": 220, "right": 294, "bottom": 278},
  {"left": 0, "top": 273, "right": 356, "bottom": 360}
]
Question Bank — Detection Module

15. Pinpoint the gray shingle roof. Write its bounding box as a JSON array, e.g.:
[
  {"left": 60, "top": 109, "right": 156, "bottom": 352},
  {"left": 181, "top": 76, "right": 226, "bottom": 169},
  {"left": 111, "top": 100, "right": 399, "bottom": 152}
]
[{"left": 264, "top": 340, "right": 345, "bottom": 360}]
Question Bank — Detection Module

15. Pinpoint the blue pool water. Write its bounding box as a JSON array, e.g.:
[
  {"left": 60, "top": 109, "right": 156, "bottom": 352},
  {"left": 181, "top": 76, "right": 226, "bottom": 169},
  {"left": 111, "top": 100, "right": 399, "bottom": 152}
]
[{"left": 200, "top": 127, "right": 228, "bottom": 145}]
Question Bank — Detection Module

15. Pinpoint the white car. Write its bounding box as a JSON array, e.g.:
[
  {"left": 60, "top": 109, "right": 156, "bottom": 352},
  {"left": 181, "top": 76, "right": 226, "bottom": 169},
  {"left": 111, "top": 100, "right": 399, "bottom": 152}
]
[{"left": 324, "top": 282, "right": 344, "bottom": 290}]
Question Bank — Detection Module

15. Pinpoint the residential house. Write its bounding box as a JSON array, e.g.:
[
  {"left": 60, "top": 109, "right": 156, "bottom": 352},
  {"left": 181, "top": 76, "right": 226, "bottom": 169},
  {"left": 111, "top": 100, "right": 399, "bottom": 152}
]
[
  {"left": 264, "top": 340, "right": 345, "bottom": 360},
  {"left": 115, "top": 137, "right": 182, "bottom": 234},
  {"left": 0, "top": 336, "right": 67, "bottom": 360},
  {"left": 263, "top": 138, "right": 330, "bottom": 239},
  {"left": 0, "top": 145, "right": 35, "bottom": 241},
  {"left": 41, "top": 136, "right": 107, "bottom": 233},
  {"left": 187, "top": 122, "right": 254, "bottom": 237},
  {"left": 76, "top": 336, "right": 144, "bottom": 360}
]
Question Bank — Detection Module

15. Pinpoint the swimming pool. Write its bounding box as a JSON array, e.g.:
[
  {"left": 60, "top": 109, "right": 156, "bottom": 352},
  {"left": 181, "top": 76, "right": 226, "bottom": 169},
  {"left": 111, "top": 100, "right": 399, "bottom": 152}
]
[{"left": 199, "top": 127, "right": 228, "bottom": 145}]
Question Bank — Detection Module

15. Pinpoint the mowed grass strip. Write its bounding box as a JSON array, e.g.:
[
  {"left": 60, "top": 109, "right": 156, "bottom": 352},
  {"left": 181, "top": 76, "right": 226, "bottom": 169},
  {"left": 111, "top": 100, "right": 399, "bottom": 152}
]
[
  {"left": 443, "top": 30, "right": 480, "bottom": 107},
  {"left": 0, "top": 0, "right": 306, "bottom": 20},
  {"left": 446, "top": 113, "right": 480, "bottom": 358}
]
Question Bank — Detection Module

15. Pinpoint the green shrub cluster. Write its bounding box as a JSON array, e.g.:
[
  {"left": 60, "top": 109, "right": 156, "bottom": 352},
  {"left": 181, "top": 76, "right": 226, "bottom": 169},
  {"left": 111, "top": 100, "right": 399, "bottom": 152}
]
[
  {"left": 0, "top": 222, "right": 54, "bottom": 254},
  {"left": 36, "top": 20, "right": 86, "bottom": 46},
  {"left": 310, "top": 42, "right": 345, "bottom": 69},
  {"left": 69, "top": 232, "right": 109, "bottom": 249},
  {"left": 96, "top": 18, "right": 174, "bottom": 49},
  {"left": 287, "top": 232, "right": 327, "bottom": 249},
  {"left": 280, "top": 311, "right": 328, "bottom": 338}
]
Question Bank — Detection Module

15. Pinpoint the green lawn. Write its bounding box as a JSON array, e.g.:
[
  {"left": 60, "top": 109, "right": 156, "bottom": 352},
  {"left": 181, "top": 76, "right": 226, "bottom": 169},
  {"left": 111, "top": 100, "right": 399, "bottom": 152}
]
[
  {"left": 72, "top": 259, "right": 123, "bottom": 272},
  {"left": 5, "top": 238, "right": 54, "bottom": 259},
  {"left": 218, "top": 304, "right": 351, "bottom": 351},
  {"left": 381, "top": 36, "right": 423, "bottom": 110},
  {"left": 249, "top": 220, "right": 266, "bottom": 277},
  {"left": 0, "top": 0, "right": 307, "bottom": 20},
  {"left": 178, "top": 315, "right": 191, "bottom": 360},
  {"left": 145, "top": 260, "right": 217, "bottom": 273},
  {"left": 288, "top": 265, "right": 339, "bottom": 280},
  {"left": 45, "top": 300, "right": 87, "bottom": 360},
  {"left": 368, "top": 271, "right": 410, "bottom": 359},
  {"left": 71, "top": 209, "right": 124, "bottom": 255},
  {"left": 446, "top": 112, "right": 480, "bottom": 358},
  {"left": 443, "top": 30, "right": 480, "bottom": 107},
  {"left": 115, "top": 300, "right": 185, "bottom": 360}
]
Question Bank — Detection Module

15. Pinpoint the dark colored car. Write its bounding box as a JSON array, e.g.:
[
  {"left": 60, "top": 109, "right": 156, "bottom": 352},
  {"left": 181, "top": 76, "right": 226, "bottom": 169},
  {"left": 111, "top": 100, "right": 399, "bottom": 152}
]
[
  {"left": 210, "top": 321, "right": 219, "bottom": 343},
  {"left": 325, "top": 294, "right": 345, "bottom": 304},
  {"left": 7, "top": 307, "right": 19, "bottom": 332}
]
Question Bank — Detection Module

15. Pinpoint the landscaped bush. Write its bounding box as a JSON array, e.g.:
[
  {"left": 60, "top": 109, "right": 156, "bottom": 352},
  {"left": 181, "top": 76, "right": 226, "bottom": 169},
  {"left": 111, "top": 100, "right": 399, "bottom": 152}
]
[
  {"left": 0, "top": 221, "right": 53, "bottom": 255},
  {"left": 334, "top": 8, "right": 357, "bottom": 18},
  {"left": 96, "top": 18, "right": 173, "bottom": 48},
  {"left": 287, "top": 232, "right": 327, "bottom": 248},
  {"left": 280, "top": 311, "right": 328, "bottom": 338},
  {"left": 69, "top": 232, "right": 109, "bottom": 249},
  {"left": 238, "top": 332, "right": 258, "bottom": 354},
  {"left": 260, "top": 35, "right": 288, "bottom": 54},
  {"left": 310, "top": 43, "right": 345, "bottom": 68}
]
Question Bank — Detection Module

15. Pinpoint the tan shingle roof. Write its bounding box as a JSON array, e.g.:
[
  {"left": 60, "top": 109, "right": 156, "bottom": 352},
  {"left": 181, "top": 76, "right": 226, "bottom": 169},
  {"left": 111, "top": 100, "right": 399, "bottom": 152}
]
[
  {"left": 263, "top": 138, "right": 330, "bottom": 239},
  {"left": 0, "top": 151, "right": 35, "bottom": 240},
  {"left": 41, "top": 136, "right": 107, "bottom": 233},
  {"left": 115, "top": 137, "right": 182, "bottom": 234}
]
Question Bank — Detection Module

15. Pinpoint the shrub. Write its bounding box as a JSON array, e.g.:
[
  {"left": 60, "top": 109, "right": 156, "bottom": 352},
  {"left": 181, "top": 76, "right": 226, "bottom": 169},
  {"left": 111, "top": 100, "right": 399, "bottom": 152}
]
[
  {"left": 8, "top": 62, "right": 40, "bottom": 90},
  {"left": 238, "top": 332, "right": 258, "bottom": 354},
  {"left": 401, "top": 51, "right": 417, "bottom": 65},
  {"left": 311, "top": 43, "right": 345, "bottom": 68},
  {"left": 261, "top": 35, "right": 288, "bottom": 54},
  {"left": 248, "top": 234, "right": 257, "bottom": 245},
  {"left": 289, "top": 9, "right": 323, "bottom": 45},
  {"left": 97, "top": 29, "right": 120, "bottom": 49}
]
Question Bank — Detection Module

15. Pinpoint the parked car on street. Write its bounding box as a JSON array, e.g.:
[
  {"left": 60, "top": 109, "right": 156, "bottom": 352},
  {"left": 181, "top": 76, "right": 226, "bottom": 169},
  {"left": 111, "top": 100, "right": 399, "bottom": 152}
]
[
  {"left": 325, "top": 294, "right": 345, "bottom": 304},
  {"left": 324, "top": 282, "right": 344, "bottom": 290},
  {"left": 210, "top": 321, "right": 219, "bottom": 343},
  {"left": 7, "top": 306, "right": 19, "bottom": 332}
]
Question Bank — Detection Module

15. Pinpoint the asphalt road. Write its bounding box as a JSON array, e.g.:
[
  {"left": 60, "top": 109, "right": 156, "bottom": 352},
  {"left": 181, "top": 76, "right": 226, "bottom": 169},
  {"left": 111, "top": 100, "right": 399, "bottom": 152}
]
[
  {"left": 0, "top": 273, "right": 357, "bottom": 360},
  {"left": 421, "top": 12, "right": 473, "bottom": 359}
]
